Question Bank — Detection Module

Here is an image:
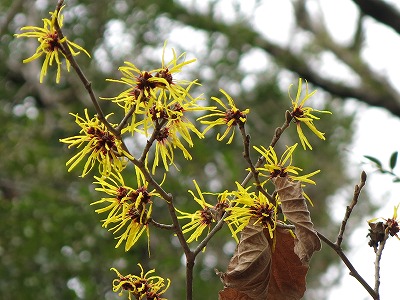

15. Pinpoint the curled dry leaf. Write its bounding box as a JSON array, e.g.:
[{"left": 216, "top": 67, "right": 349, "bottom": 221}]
[
  {"left": 272, "top": 176, "right": 321, "bottom": 264},
  {"left": 266, "top": 227, "right": 309, "bottom": 300},
  {"left": 218, "top": 287, "right": 251, "bottom": 300},
  {"left": 218, "top": 221, "right": 271, "bottom": 299}
]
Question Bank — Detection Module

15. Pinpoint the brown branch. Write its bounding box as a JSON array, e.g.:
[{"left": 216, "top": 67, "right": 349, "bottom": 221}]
[
  {"left": 185, "top": 251, "right": 195, "bottom": 300},
  {"left": 374, "top": 231, "right": 389, "bottom": 297},
  {"left": 336, "top": 171, "right": 367, "bottom": 246},
  {"left": 139, "top": 119, "right": 167, "bottom": 163},
  {"left": 317, "top": 171, "right": 377, "bottom": 299},
  {"left": 149, "top": 219, "right": 174, "bottom": 230},
  {"left": 318, "top": 231, "right": 378, "bottom": 300},
  {"left": 195, "top": 110, "right": 292, "bottom": 255},
  {"left": 53, "top": 1, "right": 193, "bottom": 278},
  {"left": 239, "top": 123, "right": 273, "bottom": 203},
  {"left": 241, "top": 110, "right": 293, "bottom": 188},
  {"left": 115, "top": 96, "right": 142, "bottom": 134},
  {"left": 54, "top": 1, "right": 118, "bottom": 137}
]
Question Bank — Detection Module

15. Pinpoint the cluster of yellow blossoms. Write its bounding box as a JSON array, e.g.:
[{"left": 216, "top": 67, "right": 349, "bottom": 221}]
[
  {"left": 111, "top": 264, "right": 170, "bottom": 300},
  {"left": 15, "top": 4, "right": 334, "bottom": 299}
]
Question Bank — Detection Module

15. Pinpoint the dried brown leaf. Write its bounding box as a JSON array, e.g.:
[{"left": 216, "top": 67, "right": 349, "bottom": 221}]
[
  {"left": 272, "top": 177, "right": 321, "bottom": 264},
  {"left": 218, "top": 287, "right": 251, "bottom": 300},
  {"left": 266, "top": 227, "right": 309, "bottom": 300},
  {"left": 218, "top": 222, "right": 271, "bottom": 299}
]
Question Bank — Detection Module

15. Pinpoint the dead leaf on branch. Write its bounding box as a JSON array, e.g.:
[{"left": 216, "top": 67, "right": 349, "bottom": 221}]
[
  {"left": 218, "top": 224, "right": 309, "bottom": 300},
  {"left": 218, "top": 222, "right": 271, "bottom": 299},
  {"left": 219, "top": 177, "right": 319, "bottom": 299},
  {"left": 272, "top": 176, "right": 321, "bottom": 264},
  {"left": 218, "top": 287, "right": 251, "bottom": 300},
  {"left": 266, "top": 227, "right": 309, "bottom": 300}
]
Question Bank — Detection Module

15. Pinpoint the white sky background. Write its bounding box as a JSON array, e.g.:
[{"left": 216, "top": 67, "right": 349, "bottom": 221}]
[{"left": 173, "top": 0, "right": 400, "bottom": 299}]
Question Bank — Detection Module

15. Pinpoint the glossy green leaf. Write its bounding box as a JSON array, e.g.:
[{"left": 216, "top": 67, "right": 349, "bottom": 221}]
[
  {"left": 364, "top": 155, "right": 382, "bottom": 168},
  {"left": 389, "top": 151, "right": 398, "bottom": 170}
]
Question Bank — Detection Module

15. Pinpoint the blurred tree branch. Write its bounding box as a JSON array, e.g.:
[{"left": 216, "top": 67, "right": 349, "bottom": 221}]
[
  {"left": 352, "top": 0, "right": 400, "bottom": 35},
  {"left": 134, "top": 0, "right": 400, "bottom": 117}
]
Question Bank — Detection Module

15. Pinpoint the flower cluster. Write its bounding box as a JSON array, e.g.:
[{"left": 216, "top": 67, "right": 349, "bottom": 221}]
[
  {"left": 91, "top": 168, "right": 159, "bottom": 252},
  {"left": 59, "top": 109, "right": 131, "bottom": 177},
  {"left": 111, "top": 264, "right": 170, "bottom": 300},
  {"left": 289, "top": 78, "right": 331, "bottom": 150},
  {"left": 14, "top": 5, "right": 90, "bottom": 83},
  {"left": 176, "top": 180, "right": 230, "bottom": 243},
  {"left": 102, "top": 43, "right": 214, "bottom": 174},
  {"left": 254, "top": 143, "right": 320, "bottom": 204},
  {"left": 225, "top": 183, "right": 277, "bottom": 241},
  {"left": 198, "top": 89, "right": 250, "bottom": 144},
  {"left": 16, "top": 3, "right": 337, "bottom": 298},
  {"left": 177, "top": 181, "right": 278, "bottom": 243}
]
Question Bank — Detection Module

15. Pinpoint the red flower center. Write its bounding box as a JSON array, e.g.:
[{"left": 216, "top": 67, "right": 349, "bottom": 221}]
[{"left": 224, "top": 109, "right": 246, "bottom": 126}]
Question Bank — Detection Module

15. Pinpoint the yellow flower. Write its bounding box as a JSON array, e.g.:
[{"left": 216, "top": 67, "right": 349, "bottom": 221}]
[
  {"left": 155, "top": 41, "right": 199, "bottom": 103},
  {"left": 198, "top": 89, "right": 250, "bottom": 144},
  {"left": 150, "top": 126, "right": 192, "bottom": 174},
  {"left": 176, "top": 181, "right": 222, "bottom": 243},
  {"left": 225, "top": 183, "right": 277, "bottom": 242},
  {"left": 91, "top": 172, "right": 132, "bottom": 222},
  {"left": 109, "top": 200, "right": 152, "bottom": 252},
  {"left": 59, "top": 109, "right": 131, "bottom": 177},
  {"left": 289, "top": 78, "right": 331, "bottom": 150},
  {"left": 14, "top": 5, "right": 90, "bottom": 83},
  {"left": 92, "top": 168, "right": 159, "bottom": 252},
  {"left": 103, "top": 61, "right": 155, "bottom": 114},
  {"left": 102, "top": 43, "right": 198, "bottom": 131},
  {"left": 111, "top": 264, "right": 170, "bottom": 300},
  {"left": 91, "top": 167, "right": 148, "bottom": 224},
  {"left": 254, "top": 143, "right": 320, "bottom": 185},
  {"left": 254, "top": 143, "right": 320, "bottom": 204}
]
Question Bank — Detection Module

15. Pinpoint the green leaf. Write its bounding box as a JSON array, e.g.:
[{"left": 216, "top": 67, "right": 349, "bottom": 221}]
[
  {"left": 364, "top": 155, "right": 382, "bottom": 168},
  {"left": 389, "top": 151, "right": 398, "bottom": 170}
]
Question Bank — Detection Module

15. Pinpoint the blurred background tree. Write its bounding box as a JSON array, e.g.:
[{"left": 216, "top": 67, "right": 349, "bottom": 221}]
[{"left": 1, "top": 0, "right": 398, "bottom": 299}]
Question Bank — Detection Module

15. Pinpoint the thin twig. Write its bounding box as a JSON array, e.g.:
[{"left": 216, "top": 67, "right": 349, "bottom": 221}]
[
  {"left": 115, "top": 97, "right": 142, "bottom": 134},
  {"left": 132, "top": 160, "right": 192, "bottom": 256},
  {"left": 238, "top": 124, "right": 273, "bottom": 202},
  {"left": 149, "top": 219, "right": 174, "bottom": 230},
  {"left": 54, "top": 1, "right": 118, "bottom": 137},
  {"left": 318, "top": 171, "right": 378, "bottom": 299},
  {"left": 336, "top": 171, "right": 367, "bottom": 246},
  {"left": 318, "top": 231, "right": 378, "bottom": 299},
  {"left": 139, "top": 119, "right": 167, "bottom": 163},
  {"left": 195, "top": 110, "right": 293, "bottom": 255},
  {"left": 277, "top": 222, "right": 295, "bottom": 230},
  {"left": 374, "top": 231, "right": 389, "bottom": 297},
  {"left": 241, "top": 110, "right": 293, "bottom": 187}
]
